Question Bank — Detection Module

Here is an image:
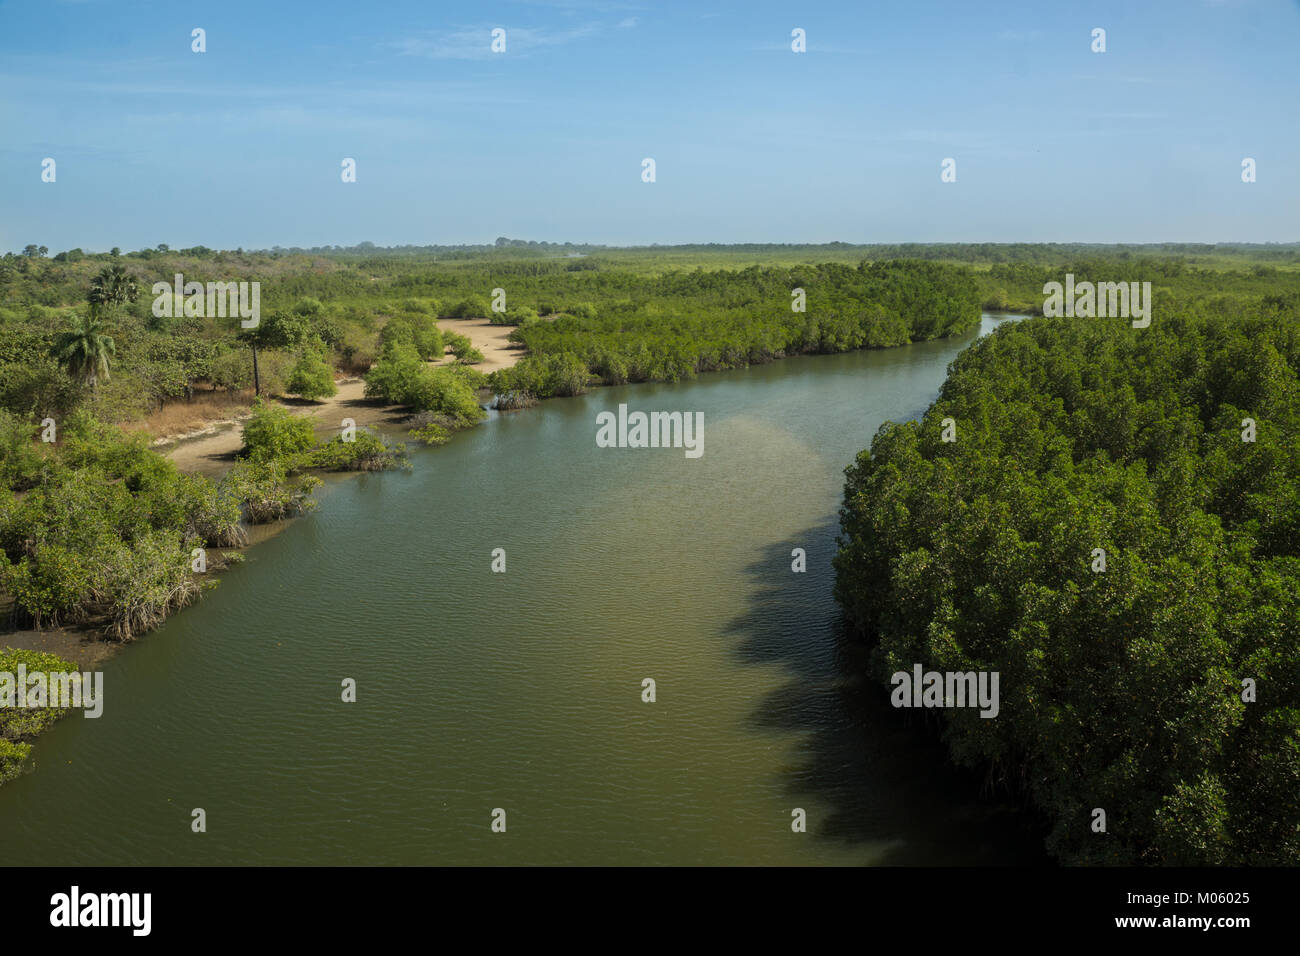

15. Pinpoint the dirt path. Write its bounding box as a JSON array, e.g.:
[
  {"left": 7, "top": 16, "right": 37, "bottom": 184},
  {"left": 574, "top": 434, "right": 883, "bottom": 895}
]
[
  {"left": 158, "top": 379, "right": 408, "bottom": 477},
  {"left": 161, "top": 319, "right": 522, "bottom": 476}
]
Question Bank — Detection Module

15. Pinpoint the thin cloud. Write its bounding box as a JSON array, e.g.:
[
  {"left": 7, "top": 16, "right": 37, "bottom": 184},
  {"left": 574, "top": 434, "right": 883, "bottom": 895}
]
[{"left": 389, "top": 24, "right": 599, "bottom": 60}]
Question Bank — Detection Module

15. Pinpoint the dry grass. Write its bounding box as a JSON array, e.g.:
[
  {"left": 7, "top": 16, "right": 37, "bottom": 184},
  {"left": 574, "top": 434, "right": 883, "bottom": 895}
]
[{"left": 121, "top": 388, "right": 255, "bottom": 440}]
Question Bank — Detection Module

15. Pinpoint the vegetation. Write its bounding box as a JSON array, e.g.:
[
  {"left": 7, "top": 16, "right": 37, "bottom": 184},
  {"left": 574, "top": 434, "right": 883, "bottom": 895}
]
[
  {"left": 0, "top": 412, "right": 240, "bottom": 640},
  {"left": 834, "top": 303, "right": 1300, "bottom": 865},
  {"left": 1, "top": 648, "right": 79, "bottom": 784},
  {"left": 240, "top": 399, "right": 316, "bottom": 461},
  {"left": 7, "top": 239, "right": 1300, "bottom": 826},
  {"left": 286, "top": 349, "right": 338, "bottom": 401},
  {"left": 485, "top": 259, "right": 981, "bottom": 401},
  {"left": 364, "top": 344, "right": 487, "bottom": 428},
  {"left": 51, "top": 312, "right": 116, "bottom": 389}
]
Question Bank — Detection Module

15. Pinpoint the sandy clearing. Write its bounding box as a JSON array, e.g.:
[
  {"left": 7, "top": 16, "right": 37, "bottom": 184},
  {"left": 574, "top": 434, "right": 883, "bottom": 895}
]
[
  {"left": 435, "top": 317, "right": 525, "bottom": 373},
  {"left": 161, "top": 320, "right": 522, "bottom": 476}
]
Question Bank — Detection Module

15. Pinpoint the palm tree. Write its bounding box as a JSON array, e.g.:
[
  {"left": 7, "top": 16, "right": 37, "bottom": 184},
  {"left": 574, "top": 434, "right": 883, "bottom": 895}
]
[
  {"left": 53, "top": 312, "right": 116, "bottom": 389},
  {"left": 88, "top": 264, "right": 139, "bottom": 308}
]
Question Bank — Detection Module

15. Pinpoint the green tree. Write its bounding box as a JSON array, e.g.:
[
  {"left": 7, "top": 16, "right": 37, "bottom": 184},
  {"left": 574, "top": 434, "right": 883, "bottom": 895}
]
[
  {"left": 51, "top": 312, "right": 116, "bottom": 389},
  {"left": 240, "top": 398, "right": 316, "bottom": 461},
  {"left": 87, "top": 265, "right": 139, "bottom": 309},
  {"left": 286, "top": 349, "right": 338, "bottom": 401}
]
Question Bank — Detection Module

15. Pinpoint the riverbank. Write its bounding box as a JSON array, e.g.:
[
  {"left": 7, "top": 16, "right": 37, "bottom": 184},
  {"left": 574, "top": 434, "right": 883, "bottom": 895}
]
[{"left": 160, "top": 318, "right": 520, "bottom": 476}]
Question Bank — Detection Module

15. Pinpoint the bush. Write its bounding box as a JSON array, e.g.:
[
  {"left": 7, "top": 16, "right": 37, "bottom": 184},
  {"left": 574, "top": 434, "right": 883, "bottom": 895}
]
[
  {"left": 380, "top": 314, "right": 443, "bottom": 361},
  {"left": 441, "top": 331, "right": 484, "bottom": 364},
  {"left": 0, "top": 410, "right": 50, "bottom": 490},
  {"left": 286, "top": 350, "right": 338, "bottom": 401},
  {"left": 0, "top": 648, "right": 78, "bottom": 783},
  {"left": 221, "top": 458, "right": 321, "bottom": 523},
  {"left": 441, "top": 297, "right": 489, "bottom": 319},
  {"left": 365, "top": 346, "right": 486, "bottom": 426},
  {"left": 407, "top": 368, "right": 487, "bottom": 426},
  {"left": 209, "top": 349, "right": 253, "bottom": 392},
  {"left": 240, "top": 398, "right": 316, "bottom": 461},
  {"left": 336, "top": 325, "right": 378, "bottom": 373},
  {"left": 409, "top": 421, "right": 451, "bottom": 445},
  {"left": 364, "top": 343, "right": 425, "bottom": 404},
  {"left": 0, "top": 419, "right": 246, "bottom": 638},
  {"left": 488, "top": 305, "right": 539, "bottom": 326},
  {"left": 253, "top": 350, "right": 294, "bottom": 398},
  {"left": 302, "top": 431, "right": 409, "bottom": 472}
]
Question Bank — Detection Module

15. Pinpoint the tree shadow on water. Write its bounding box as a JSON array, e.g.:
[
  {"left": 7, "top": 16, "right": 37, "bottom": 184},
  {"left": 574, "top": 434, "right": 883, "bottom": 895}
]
[{"left": 725, "top": 518, "right": 1051, "bottom": 866}]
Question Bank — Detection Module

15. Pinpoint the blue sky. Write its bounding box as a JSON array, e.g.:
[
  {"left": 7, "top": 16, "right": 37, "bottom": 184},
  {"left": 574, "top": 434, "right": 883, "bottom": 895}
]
[{"left": 1, "top": 0, "right": 1297, "bottom": 252}]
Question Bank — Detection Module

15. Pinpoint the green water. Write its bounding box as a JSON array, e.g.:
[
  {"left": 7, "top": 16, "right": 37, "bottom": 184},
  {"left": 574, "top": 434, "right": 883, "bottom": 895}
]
[{"left": 0, "top": 314, "right": 1047, "bottom": 865}]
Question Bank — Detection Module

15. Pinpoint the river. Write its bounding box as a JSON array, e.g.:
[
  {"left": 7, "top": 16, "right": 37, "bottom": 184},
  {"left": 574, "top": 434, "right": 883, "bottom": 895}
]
[{"left": 0, "top": 313, "right": 1048, "bottom": 865}]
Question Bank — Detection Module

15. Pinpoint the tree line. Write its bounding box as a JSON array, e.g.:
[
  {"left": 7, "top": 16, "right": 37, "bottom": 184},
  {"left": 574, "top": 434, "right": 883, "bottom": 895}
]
[{"left": 834, "top": 302, "right": 1300, "bottom": 864}]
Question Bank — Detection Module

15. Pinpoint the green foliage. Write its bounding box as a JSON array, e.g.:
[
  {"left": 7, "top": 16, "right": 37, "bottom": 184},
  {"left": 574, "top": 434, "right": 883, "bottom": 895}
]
[
  {"left": 286, "top": 349, "right": 338, "bottom": 401},
  {"left": 0, "top": 648, "right": 79, "bottom": 784},
  {"left": 7, "top": 243, "right": 1294, "bottom": 433},
  {"left": 488, "top": 305, "right": 539, "bottom": 326},
  {"left": 87, "top": 265, "right": 139, "bottom": 308},
  {"left": 51, "top": 311, "right": 116, "bottom": 388},
  {"left": 0, "top": 410, "right": 51, "bottom": 489},
  {"left": 291, "top": 297, "right": 323, "bottom": 317},
  {"left": 240, "top": 398, "right": 316, "bottom": 460},
  {"left": 301, "top": 430, "right": 410, "bottom": 472},
  {"left": 220, "top": 458, "right": 320, "bottom": 524},
  {"left": 0, "top": 419, "right": 243, "bottom": 638},
  {"left": 208, "top": 349, "right": 253, "bottom": 391},
  {"left": 409, "top": 421, "right": 451, "bottom": 445},
  {"left": 441, "top": 297, "right": 489, "bottom": 318},
  {"left": 483, "top": 260, "right": 980, "bottom": 399},
  {"left": 441, "top": 330, "right": 471, "bottom": 357},
  {"left": 834, "top": 308, "right": 1300, "bottom": 865},
  {"left": 364, "top": 345, "right": 486, "bottom": 427},
  {"left": 434, "top": 328, "right": 487, "bottom": 364},
  {"left": 379, "top": 313, "right": 443, "bottom": 361}
]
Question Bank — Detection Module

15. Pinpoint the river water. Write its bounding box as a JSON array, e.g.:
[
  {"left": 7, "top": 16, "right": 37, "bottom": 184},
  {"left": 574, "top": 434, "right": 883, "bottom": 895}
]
[{"left": 0, "top": 313, "right": 1047, "bottom": 865}]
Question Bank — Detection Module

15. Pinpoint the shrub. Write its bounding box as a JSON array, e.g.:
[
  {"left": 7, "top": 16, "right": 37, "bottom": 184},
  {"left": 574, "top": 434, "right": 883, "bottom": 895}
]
[
  {"left": 302, "top": 431, "right": 410, "bottom": 471},
  {"left": 0, "top": 648, "right": 78, "bottom": 783},
  {"left": 0, "top": 410, "right": 50, "bottom": 490},
  {"left": 286, "top": 350, "right": 338, "bottom": 401},
  {"left": 336, "top": 325, "right": 379, "bottom": 374},
  {"left": 209, "top": 349, "right": 253, "bottom": 392},
  {"left": 240, "top": 398, "right": 316, "bottom": 461},
  {"left": 488, "top": 305, "right": 539, "bottom": 326},
  {"left": 409, "top": 422, "right": 451, "bottom": 445},
  {"left": 441, "top": 297, "right": 489, "bottom": 319},
  {"left": 380, "top": 314, "right": 443, "bottom": 361},
  {"left": 221, "top": 458, "right": 321, "bottom": 523}
]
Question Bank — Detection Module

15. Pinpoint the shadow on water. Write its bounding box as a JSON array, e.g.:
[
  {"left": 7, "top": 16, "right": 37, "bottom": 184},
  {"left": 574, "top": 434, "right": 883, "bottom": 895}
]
[{"left": 725, "top": 516, "right": 1052, "bottom": 866}]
